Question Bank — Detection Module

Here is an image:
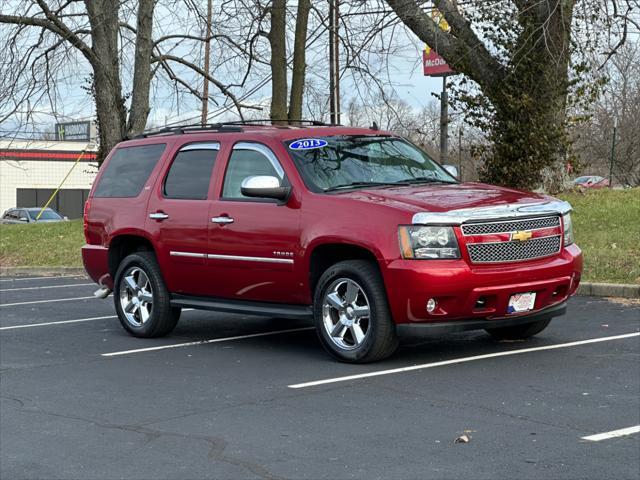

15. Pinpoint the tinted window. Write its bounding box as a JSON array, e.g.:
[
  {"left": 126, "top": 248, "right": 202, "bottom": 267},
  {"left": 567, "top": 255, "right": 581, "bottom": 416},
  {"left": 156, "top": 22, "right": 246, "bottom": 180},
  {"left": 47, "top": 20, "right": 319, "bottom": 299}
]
[
  {"left": 94, "top": 144, "right": 166, "bottom": 198},
  {"left": 222, "top": 145, "right": 284, "bottom": 199},
  {"left": 164, "top": 147, "right": 219, "bottom": 199},
  {"left": 285, "top": 135, "right": 456, "bottom": 192}
]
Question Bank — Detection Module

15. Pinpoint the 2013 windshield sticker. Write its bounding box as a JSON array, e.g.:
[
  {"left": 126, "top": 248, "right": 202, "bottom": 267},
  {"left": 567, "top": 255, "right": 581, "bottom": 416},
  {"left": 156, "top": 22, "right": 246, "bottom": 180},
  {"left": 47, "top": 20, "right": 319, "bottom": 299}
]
[{"left": 289, "top": 139, "right": 328, "bottom": 150}]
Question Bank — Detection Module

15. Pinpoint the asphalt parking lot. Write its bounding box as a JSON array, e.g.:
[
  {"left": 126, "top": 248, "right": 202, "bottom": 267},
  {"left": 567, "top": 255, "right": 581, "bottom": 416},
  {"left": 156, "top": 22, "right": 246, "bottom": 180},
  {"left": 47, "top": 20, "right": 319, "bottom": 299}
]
[{"left": 1, "top": 274, "right": 639, "bottom": 480}]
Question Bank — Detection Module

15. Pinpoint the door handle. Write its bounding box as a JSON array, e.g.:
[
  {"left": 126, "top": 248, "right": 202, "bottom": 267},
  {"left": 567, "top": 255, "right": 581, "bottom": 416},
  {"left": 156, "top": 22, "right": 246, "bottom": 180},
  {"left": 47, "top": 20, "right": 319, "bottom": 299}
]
[
  {"left": 149, "top": 212, "right": 169, "bottom": 220},
  {"left": 211, "top": 216, "right": 234, "bottom": 224}
]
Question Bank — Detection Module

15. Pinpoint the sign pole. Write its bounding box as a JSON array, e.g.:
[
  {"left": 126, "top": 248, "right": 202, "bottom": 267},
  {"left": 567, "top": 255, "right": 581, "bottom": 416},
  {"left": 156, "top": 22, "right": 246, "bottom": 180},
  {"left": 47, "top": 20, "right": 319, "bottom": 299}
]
[
  {"left": 440, "top": 75, "right": 448, "bottom": 164},
  {"left": 608, "top": 117, "right": 617, "bottom": 189}
]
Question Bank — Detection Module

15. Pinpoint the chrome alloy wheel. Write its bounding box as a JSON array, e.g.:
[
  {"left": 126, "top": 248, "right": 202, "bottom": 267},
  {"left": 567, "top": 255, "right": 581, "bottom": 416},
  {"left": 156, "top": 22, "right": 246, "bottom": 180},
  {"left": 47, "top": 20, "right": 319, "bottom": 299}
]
[
  {"left": 119, "top": 267, "right": 153, "bottom": 327},
  {"left": 322, "top": 278, "right": 371, "bottom": 350}
]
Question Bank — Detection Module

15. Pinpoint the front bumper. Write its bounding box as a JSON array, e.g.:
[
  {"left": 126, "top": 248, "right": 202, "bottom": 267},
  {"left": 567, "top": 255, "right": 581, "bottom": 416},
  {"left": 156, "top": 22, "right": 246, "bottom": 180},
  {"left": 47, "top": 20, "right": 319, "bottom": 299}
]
[
  {"left": 383, "top": 244, "right": 582, "bottom": 325},
  {"left": 397, "top": 300, "right": 566, "bottom": 335}
]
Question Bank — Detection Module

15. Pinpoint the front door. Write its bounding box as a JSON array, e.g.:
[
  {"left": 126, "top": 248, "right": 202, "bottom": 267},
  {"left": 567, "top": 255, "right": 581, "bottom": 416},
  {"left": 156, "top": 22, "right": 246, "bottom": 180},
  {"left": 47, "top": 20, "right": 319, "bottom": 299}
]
[
  {"left": 146, "top": 142, "right": 220, "bottom": 296},
  {"left": 207, "top": 142, "right": 302, "bottom": 304}
]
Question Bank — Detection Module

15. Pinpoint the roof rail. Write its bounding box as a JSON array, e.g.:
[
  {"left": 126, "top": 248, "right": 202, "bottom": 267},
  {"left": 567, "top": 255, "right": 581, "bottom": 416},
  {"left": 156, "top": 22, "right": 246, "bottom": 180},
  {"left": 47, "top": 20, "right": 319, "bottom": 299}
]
[
  {"left": 132, "top": 119, "right": 339, "bottom": 139},
  {"left": 218, "top": 119, "right": 338, "bottom": 127},
  {"left": 132, "top": 123, "right": 242, "bottom": 139}
]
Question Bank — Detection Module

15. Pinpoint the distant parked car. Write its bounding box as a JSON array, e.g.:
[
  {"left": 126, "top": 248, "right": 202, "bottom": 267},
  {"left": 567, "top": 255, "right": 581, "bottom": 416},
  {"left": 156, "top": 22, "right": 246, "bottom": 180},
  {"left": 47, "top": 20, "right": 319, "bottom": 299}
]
[
  {"left": 1, "top": 208, "right": 67, "bottom": 224},
  {"left": 573, "top": 175, "right": 609, "bottom": 189}
]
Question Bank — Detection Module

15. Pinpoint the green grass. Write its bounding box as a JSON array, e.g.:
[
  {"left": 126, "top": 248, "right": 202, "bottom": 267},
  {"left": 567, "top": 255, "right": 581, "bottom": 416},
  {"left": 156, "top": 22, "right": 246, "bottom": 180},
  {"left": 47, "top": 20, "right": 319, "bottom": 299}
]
[
  {"left": 0, "top": 220, "right": 84, "bottom": 268},
  {"left": 558, "top": 188, "right": 640, "bottom": 285},
  {"left": 1, "top": 189, "right": 638, "bottom": 284}
]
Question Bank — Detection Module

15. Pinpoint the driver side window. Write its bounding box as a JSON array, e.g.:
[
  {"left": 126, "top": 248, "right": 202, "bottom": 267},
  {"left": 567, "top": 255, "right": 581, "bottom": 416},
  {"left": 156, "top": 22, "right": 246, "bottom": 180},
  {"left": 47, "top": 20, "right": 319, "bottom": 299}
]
[{"left": 222, "top": 143, "right": 284, "bottom": 200}]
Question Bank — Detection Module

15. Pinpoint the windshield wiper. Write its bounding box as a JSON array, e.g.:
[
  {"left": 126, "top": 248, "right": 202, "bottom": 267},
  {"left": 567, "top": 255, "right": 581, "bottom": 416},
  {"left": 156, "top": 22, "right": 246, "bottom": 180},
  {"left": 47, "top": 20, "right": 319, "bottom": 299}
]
[
  {"left": 324, "top": 181, "right": 408, "bottom": 192},
  {"left": 393, "top": 176, "right": 457, "bottom": 185}
]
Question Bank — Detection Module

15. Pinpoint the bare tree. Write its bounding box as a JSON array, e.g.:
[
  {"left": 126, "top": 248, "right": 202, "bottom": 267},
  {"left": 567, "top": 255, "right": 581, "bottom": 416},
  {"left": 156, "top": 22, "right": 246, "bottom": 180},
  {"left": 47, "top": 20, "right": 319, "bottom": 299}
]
[
  {"left": 573, "top": 41, "right": 640, "bottom": 186},
  {"left": 0, "top": 0, "right": 253, "bottom": 162}
]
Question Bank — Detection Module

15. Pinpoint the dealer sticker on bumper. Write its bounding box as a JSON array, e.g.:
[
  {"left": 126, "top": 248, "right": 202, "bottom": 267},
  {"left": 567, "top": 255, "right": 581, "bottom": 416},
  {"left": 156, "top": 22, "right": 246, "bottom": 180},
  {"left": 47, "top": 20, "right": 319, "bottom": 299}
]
[{"left": 507, "top": 292, "right": 536, "bottom": 313}]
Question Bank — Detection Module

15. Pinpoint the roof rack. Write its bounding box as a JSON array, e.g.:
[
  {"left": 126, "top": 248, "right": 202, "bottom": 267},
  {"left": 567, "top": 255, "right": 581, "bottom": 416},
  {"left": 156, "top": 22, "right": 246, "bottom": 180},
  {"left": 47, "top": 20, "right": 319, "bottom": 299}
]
[
  {"left": 132, "top": 123, "right": 242, "bottom": 139},
  {"left": 219, "top": 119, "right": 338, "bottom": 127},
  {"left": 132, "top": 119, "right": 339, "bottom": 139}
]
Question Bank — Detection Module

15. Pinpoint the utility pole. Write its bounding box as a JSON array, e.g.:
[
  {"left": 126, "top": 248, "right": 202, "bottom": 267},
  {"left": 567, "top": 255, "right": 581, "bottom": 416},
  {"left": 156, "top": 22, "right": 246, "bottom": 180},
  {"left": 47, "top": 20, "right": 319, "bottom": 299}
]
[
  {"left": 439, "top": 75, "right": 448, "bottom": 164},
  {"left": 609, "top": 116, "right": 617, "bottom": 188},
  {"left": 201, "top": 0, "right": 213, "bottom": 125},
  {"left": 329, "top": 0, "right": 340, "bottom": 124}
]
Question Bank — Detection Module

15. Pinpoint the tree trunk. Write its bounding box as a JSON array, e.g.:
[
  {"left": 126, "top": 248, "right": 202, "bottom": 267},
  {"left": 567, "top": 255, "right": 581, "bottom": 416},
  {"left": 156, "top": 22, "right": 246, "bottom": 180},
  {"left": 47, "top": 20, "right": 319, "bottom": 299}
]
[
  {"left": 127, "top": 0, "right": 156, "bottom": 136},
  {"left": 268, "top": 0, "right": 288, "bottom": 122},
  {"left": 387, "top": 0, "right": 577, "bottom": 189},
  {"left": 480, "top": 0, "right": 575, "bottom": 189},
  {"left": 288, "top": 0, "right": 310, "bottom": 121},
  {"left": 85, "top": 0, "right": 127, "bottom": 164}
]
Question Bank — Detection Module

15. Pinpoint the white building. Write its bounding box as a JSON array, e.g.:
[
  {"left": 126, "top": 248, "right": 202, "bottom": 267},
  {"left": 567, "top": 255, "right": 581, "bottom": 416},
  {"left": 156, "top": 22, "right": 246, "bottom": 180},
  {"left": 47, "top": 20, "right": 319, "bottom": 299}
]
[{"left": 0, "top": 139, "right": 99, "bottom": 219}]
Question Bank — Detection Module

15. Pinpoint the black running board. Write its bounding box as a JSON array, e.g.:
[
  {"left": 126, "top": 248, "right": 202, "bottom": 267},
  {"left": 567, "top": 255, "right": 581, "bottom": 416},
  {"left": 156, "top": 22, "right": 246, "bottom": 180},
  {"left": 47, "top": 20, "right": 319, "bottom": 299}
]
[{"left": 170, "top": 294, "right": 313, "bottom": 320}]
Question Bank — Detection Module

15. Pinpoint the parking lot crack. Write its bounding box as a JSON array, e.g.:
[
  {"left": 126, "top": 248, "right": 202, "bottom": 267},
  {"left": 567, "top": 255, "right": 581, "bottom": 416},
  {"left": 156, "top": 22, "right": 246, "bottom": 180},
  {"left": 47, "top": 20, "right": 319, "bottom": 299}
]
[
  {"left": 374, "top": 382, "right": 594, "bottom": 435},
  {"left": 15, "top": 407, "right": 285, "bottom": 480}
]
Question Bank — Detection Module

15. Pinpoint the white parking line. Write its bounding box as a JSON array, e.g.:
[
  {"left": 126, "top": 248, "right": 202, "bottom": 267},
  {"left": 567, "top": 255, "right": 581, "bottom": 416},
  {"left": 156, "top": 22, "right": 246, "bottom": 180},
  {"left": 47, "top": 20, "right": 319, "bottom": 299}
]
[
  {"left": 101, "top": 326, "right": 315, "bottom": 357},
  {"left": 288, "top": 332, "right": 640, "bottom": 389},
  {"left": 0, "top": 315, "right": 117, "bottom": 330},
  {"left": 581, "top": 425, "right": 640, "bottom": 442},
  {"left": 0, "top": 296, "right": 99, "bottom": 307},
  {"left": 0, "top": 308, "right": 195, "bottom": 330},
  {"left": 0, "top": 275, "right": 82, "bottom": 282},
  {"left": 0, "top": 283, "right": 93, "bottom": 292}
]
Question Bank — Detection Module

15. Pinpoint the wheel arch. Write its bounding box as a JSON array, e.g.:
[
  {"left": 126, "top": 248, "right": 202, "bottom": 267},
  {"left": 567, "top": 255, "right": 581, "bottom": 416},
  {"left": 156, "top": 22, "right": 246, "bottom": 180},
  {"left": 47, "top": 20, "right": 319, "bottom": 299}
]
[
  {"left": 307, "top": 241, "right": 383, "bottom": 298},
  {"left": 108, "top": 234, "right": 157, "bottom": 278}
]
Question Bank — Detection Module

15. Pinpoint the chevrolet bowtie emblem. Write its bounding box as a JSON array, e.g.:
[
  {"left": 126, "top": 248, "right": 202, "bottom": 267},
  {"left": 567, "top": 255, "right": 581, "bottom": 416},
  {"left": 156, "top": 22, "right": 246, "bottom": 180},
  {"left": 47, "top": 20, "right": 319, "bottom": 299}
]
[{"left": 512, "top": 230, "right": 533, "bottom": 242}]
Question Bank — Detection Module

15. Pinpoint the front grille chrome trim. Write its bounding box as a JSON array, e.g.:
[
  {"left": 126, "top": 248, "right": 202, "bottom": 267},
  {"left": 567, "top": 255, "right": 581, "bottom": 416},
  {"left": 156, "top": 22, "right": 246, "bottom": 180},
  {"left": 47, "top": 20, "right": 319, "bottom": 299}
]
[
  {"left": 461, "top": 216, "right": 560, "bottom": 236},
  {"left": 466, "top": 235, "right": 562, "bottom": 263}
]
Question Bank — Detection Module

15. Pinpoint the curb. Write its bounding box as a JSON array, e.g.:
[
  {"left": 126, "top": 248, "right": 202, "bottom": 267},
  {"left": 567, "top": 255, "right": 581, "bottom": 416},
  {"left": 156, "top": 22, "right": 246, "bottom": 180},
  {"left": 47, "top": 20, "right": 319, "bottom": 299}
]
[
  {"left": 1, "top": 268, "right": 638, "bottom": 298},
  {"left": 577, "top": 282, "right": 640, "bottom": 299},
  {"left": 0, "top": 266, "right": 87, "bottom": 277}
]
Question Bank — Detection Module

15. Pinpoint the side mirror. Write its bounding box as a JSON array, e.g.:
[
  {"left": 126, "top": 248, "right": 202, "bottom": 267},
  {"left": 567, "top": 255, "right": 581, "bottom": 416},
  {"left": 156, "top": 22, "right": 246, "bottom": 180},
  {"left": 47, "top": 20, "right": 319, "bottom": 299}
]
[
  {"left": 19, "top": 217, "right": 29, "bottom": 222},
  {"left": 443, "top": 164, "right": 459, "bottom": 178},
  {"left": 63, "top": 216, "right": 69, "bottom": 221},
  {"left": 240, "top": 176, "right": 291, "bottom": 201}
]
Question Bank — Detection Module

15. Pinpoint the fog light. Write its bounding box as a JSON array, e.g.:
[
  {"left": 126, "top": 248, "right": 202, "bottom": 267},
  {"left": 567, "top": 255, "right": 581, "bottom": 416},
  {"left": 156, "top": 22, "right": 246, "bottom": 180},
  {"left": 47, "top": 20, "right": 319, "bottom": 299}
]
[{"left": 426, "top": 298, "right": 437, "bottom": 313}]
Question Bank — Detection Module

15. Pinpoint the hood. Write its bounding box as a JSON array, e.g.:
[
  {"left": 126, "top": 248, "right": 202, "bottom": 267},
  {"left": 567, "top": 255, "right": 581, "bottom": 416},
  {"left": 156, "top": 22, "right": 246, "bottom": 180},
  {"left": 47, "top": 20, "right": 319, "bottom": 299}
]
[{"left": 335, "top": 182, "right": 553, "bottom": 215}]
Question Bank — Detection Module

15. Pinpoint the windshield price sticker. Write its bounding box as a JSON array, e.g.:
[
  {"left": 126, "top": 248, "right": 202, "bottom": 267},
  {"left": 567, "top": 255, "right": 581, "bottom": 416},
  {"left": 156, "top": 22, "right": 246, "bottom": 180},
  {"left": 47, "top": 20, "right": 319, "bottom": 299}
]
[{"left": 289, "top": 139, "right": 328, "bottom": 150}]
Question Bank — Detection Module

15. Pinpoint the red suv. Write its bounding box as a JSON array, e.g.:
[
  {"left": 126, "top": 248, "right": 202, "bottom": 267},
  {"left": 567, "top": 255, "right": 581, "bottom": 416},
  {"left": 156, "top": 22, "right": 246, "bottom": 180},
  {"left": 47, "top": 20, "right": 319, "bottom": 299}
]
[{"left": 83, "top": 122, "right": 583, "bottom": 362}]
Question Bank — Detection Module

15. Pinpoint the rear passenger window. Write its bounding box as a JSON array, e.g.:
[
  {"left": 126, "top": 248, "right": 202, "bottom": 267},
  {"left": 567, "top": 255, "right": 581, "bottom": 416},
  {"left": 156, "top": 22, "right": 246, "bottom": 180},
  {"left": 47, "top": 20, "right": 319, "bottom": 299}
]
[
  {"left": 164, "top": 144, "right": 219, "bottom": 199},
  {"left": 93, "top": 144, "right": 165, "bottom": 198}
]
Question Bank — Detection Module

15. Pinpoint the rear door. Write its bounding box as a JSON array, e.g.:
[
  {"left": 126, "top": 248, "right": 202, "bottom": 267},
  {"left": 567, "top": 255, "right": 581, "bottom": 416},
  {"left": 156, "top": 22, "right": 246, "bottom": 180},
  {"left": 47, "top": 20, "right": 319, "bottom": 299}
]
[
  {"left": 146, "top": 141, "right": 222, "bottom": 296},
  {"left": 207, "top": 142, "right": 302, "bottom": 303}
]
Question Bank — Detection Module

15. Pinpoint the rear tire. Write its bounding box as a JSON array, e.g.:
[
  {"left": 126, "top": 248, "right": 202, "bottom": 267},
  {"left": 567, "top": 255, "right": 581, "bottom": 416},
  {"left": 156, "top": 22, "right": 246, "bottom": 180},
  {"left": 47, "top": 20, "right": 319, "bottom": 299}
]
[
  {"left": 485, "top": 317, "right": 551, "bottom": 341},
  {"left": 313, "top": 260, "right": 398, "bottom": 363},
  {"left": 113, "top": 251, "right": 180, "bottom": 338}
]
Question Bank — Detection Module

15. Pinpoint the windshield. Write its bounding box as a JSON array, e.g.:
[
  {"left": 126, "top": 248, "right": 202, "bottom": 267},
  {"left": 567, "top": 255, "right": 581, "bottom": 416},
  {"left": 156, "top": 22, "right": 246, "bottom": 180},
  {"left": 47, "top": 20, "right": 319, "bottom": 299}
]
[
  {"left": 27, "top": 209, "right": 62, "bottom": 220},
  {"left": 285, "top": 135, "right": 457, "bottom": 192}
]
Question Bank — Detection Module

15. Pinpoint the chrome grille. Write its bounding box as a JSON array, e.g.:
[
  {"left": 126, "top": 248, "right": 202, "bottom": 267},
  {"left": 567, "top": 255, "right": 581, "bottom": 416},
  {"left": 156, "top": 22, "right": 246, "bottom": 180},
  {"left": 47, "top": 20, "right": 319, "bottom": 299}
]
[
  {"left": 467, "top": 235, "right": 561, "bottom": 263},
  {"left": 461, "top": 216, "right": 559, "bottom": 235}
]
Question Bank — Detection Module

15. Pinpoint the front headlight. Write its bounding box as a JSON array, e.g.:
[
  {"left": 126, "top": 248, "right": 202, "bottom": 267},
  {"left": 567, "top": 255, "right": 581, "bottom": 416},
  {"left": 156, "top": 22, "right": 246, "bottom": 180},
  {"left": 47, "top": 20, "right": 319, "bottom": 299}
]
[
  {"left": 562, "top": 213, "right": 574, "bottom": 246},
  {"left": 398, "top": 226, "right": 460, "bottom": 259}
]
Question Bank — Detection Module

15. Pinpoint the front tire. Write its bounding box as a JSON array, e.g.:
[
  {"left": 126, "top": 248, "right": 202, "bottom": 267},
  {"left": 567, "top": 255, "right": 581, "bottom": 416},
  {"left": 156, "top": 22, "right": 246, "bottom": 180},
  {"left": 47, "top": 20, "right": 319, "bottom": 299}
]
[
  {"left": 113, "top": 251, "right": 180, "bottom": 338},
  {"left": 313, "top": 260, "right": 398, "bottom": 363},
  {"left": 485, "top": 317, "right": 551, "bottom": 341}
]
